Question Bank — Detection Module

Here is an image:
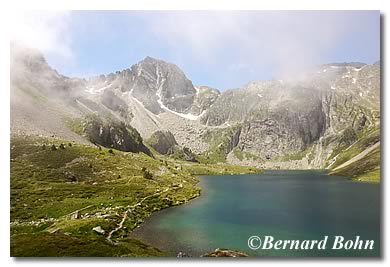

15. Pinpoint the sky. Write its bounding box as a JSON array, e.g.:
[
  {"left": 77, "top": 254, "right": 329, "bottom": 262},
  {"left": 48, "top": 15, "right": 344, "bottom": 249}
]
[{"left": 11, "top": 10, "right": 380, "bottom": 90}]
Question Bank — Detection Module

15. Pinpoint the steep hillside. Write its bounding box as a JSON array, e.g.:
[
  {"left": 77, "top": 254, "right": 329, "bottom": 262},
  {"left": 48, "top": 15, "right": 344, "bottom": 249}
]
[
  {"left": 10, "top": 44, "right": 87, "bottom": 143},
  {"left": 11, "top": 44, "right": 153, "bottom": 156},
  {"left": 329, "top": 143, "right": 380, "bottom": 183}
]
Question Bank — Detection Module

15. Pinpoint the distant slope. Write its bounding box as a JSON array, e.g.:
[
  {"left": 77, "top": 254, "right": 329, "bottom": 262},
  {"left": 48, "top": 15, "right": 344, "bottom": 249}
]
[
  {"left": 332, "top": 142, "right": 380, "bottom": 171},
  {"left": 329, "top": 144, "right": 380, "bottom": 183}
]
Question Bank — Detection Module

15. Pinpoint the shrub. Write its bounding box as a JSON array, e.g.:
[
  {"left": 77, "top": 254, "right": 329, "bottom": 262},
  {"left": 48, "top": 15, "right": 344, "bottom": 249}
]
[{"left": 141, "top": 167, "right": 153, "bottom": 180}]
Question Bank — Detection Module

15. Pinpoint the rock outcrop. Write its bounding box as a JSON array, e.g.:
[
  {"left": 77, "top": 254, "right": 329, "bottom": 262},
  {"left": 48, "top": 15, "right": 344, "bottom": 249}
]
[
  {"left": 147, "top": 130, "right": 178, "bottom": 155},
  {"left": 201, "top": 248, "right": 248, "bottom": 257},
  {"left": 147, "top": 130, "right": 197, "bottom": 162},
  {"left": 83, "top": 115, "right": 151, "bottom": 155}
]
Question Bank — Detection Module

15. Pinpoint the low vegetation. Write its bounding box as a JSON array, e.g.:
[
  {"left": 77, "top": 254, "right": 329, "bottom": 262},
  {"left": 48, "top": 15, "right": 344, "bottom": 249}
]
[
  {"left": 326, "top": 125, "right": 380, "bottom": 183},
  {"left": 328, "top": 127, "right": 380, "bottom": 169},
  {"left": 198, "top": 127, "right": 241, "bottom": 163},
  {"left": 10, "top": 135, "right": 261, "bottom": 257},
  {"left": 329, "top": 145, "right": 380, "bottom": 183},
  {"left": 277, "top": 144, "right": 314, "bottom": 162},
  {"left": 64, "top": 118, "right": 84, "bottom": 136},
  {"left": 232, "top": 148, "right": 259, "bottom": 161},
  {"left": 11, "top": 233, "right": 164, "bottom": 257},
  {"left": 10, "top": 135, "right": 199, "bottom": 256}
]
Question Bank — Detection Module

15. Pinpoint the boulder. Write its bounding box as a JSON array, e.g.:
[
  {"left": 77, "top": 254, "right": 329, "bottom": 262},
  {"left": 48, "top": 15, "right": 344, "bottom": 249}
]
[
  {"left": 176, "top": 251, "right": 191, "bottom": 258},
  {"left": 92, "top": 226, "right": 105, "bottom": 235},
  {"left": 64, "top": 172, "right": 77, "bottom": 182},
  {"left": 49, "top": 228, "right": 61, "bottom": 235},
  {"left": 70, "top": 210, "right": 80, "bottom": 219},
  {"left": 201, "top": 248, "right": 248, "bottom": 257}
]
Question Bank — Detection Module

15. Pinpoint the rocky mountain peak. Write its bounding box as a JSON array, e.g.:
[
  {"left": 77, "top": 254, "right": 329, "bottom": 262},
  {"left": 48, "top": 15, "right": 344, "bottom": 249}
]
[
  {"left": 141, "top": 56, "right": 162, "bottom": 63},
  {"left": 128, "top": 56, "right": 196, "bottom": 114}
]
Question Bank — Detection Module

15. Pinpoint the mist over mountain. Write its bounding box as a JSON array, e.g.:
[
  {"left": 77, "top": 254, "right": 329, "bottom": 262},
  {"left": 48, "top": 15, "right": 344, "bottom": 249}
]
[{"left": 10, "top": 43, "right": 380, "bottom": 174}]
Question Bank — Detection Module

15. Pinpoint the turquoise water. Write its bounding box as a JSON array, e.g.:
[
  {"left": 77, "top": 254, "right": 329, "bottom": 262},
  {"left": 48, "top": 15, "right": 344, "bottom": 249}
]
[{"left": 130, "top": 170, "right": 380, "bottom": 257}]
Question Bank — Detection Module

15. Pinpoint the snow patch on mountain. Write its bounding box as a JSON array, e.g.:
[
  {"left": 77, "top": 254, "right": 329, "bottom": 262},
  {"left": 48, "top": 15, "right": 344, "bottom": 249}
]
[
  {"left": 85, "top": 83, "right": 113, "bottom": 95},
  {"left": 153, "top": 74, "right": 202, "bottom": 120},
  {"left": 157, "top": 93, "right": 205, "bottom": 120}
]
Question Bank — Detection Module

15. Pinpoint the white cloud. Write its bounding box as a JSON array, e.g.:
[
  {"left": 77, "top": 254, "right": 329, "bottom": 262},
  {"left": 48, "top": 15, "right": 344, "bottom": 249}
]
[
  {"left": 138, "top": 11, "right": 377, "bottom": 79},
  {"left": 10, "top": 10, "right": 73, "bottom": 61},
  {"left": 7, "top": 10, "right": 377, "bottom": 84}
]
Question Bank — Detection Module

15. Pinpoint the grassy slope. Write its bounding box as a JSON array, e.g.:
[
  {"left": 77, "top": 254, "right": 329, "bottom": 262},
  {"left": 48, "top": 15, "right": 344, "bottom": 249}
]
[
  {"left": 328, "top": 127, "right": 380, "bottom": 183},
  {"left": 232, "top": 147, "right": 260, "bottom": 161},
  {"left": 277, "top": 144, "right": 314, "bottom": 162},
  {"left": 197, "top": 127, "right": 240, "bottom": 163},
  {"left": 10, "top": 135, "right": 259, "bottom": 257},
  {"left": 329, "top": 127, "right": 380, "bottom": 169},
  {"left": 329, "top": 145, "right": 380, "bottom": 183}
]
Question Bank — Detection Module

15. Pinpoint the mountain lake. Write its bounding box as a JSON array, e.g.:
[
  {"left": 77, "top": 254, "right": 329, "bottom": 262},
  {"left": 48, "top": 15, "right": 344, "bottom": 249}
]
[{"left": 129, "top": 170, "right": 380, "bottom": 257}]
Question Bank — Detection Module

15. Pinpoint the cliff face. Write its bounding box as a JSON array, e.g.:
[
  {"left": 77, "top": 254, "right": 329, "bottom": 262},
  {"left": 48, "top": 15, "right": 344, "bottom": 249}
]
[
  {"left": 10, "top": 44, "right": 380, "bottom": 172},
  {"left": 310, "top": 63, "right": 380, "bottom": 169},
  {"left": 147, "top": 130, "right": 178, "bottom": 155},
  {"left": 83, "top": 115, "right": 152, "bottom": 155},
  {"left": 198, "top": 63, "right": 379, "bottom": 169},
  {"left": 200, "top": 82, "right": 327, "bottom": 161}
]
